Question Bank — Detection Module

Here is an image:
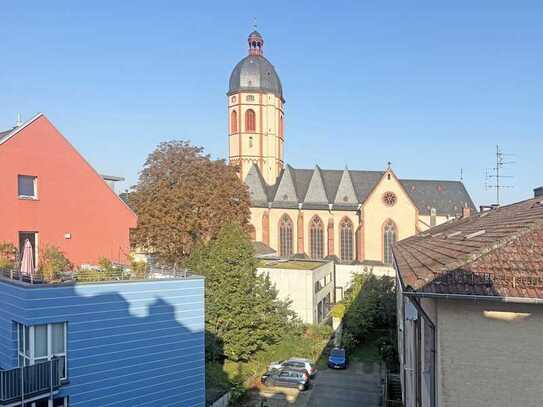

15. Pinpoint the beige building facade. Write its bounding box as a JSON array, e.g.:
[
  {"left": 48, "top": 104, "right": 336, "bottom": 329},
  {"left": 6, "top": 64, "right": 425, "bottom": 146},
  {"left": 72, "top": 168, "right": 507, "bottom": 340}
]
[
  {"left": 228, "top": 30, "right": 475, "bottom": 277},
  {"left": 395, "top": 195, "right": 543, "bottom": 407}
]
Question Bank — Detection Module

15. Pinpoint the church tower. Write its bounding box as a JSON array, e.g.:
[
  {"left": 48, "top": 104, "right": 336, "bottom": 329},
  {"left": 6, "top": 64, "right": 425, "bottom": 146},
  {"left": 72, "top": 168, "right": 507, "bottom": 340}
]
[{"left": 228, "top": 30, "right": 285, "bottom": 185}]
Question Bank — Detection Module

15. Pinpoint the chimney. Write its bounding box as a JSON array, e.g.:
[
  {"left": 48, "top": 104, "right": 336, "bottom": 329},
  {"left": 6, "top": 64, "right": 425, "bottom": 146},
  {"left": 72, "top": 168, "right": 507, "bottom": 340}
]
[
  {"left": 534, "top": 187, "right": 543, "bottom": 198},
  {"left": 462, "top": 205, "right": 471, "bottom": 218}
]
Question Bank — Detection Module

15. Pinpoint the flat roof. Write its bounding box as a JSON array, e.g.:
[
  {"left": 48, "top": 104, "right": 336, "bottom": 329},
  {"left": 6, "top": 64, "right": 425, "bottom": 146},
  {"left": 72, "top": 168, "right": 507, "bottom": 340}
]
[{"left": 259, "top": 260, "right": 327, "bottom": 270}]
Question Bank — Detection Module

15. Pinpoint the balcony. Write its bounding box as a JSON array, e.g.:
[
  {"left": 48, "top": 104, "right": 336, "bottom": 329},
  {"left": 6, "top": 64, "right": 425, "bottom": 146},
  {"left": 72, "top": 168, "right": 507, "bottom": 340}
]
[{"left": 0, "top": 358, "right": 64, "bottom": 406}]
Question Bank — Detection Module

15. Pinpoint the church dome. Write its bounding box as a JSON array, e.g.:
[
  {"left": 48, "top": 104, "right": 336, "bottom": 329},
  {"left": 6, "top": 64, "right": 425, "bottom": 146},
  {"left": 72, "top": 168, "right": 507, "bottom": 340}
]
[{"left": 228, "top": 31, "right": 283, "bottom": 100}]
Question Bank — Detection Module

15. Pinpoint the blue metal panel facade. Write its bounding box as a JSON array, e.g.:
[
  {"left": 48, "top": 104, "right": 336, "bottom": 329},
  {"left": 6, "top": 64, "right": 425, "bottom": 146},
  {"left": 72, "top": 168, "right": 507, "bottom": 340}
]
[{"left": 0, "top": 277, "right": 205, "bottom": 406}]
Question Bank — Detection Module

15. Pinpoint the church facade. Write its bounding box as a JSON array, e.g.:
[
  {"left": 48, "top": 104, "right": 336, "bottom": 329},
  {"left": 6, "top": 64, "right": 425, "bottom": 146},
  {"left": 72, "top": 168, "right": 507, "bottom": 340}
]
[{"left": 228, "top": 30, "right": 476, "bottom": 267}]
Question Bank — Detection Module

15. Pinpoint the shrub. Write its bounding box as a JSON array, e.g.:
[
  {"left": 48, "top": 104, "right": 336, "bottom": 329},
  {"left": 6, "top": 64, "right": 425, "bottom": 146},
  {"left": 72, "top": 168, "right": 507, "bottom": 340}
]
[
  {"left": 75, "top": 257, "right": 124, "bottom": 282},
  {"left": 0, "top": 242, "right": 17, "bottom": 270},
  {"left": 38, "top": 245, "right": 72, "bottom": 282},
  {"left": 376, "top": 334, "right": 400, "bottom": 369},
  {"left": 129, "top": 257, "right": 148, "bottom": 279},
  {"left": 330, "top": 303, "right": 346, "bottom": 319}
]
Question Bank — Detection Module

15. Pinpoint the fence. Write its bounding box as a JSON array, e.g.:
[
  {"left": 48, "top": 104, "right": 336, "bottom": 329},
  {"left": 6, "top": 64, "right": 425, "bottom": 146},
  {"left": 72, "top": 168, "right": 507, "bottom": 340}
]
[{"left": 0, "top": 358, "right": 62, "bottom": 404}]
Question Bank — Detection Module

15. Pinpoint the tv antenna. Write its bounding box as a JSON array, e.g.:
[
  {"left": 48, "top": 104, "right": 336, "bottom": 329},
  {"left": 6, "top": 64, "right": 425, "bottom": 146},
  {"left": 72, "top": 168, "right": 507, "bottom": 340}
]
[{"left": 485, "top": 144, "right": 514, "bottom": 206}]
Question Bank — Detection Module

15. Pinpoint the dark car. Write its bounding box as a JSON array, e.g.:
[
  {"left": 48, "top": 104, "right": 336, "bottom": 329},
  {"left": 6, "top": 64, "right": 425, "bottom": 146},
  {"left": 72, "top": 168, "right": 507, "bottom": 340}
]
[
  {"left": 328, "top": 347, "right": 347, "bottom": 369},
  {"left": 261, "top": 368, "right": 310, "bottom": 391}
]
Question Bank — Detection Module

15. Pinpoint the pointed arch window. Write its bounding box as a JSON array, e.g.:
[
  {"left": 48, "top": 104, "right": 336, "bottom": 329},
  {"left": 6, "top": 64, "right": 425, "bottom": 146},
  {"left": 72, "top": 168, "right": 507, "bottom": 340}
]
[
  {"left": 245, "top": 109, "right": 256, "bottom": 132},
  {"left": 279, "top": 214, "right": 293, "bottom": 257},
  {"left": 383, "top": 221, "right": 397, "bottom": 265},
  {"left": 310, "top": 216, "right": 324, "bottom": 259},
  {"left": 340, "top": 218, "right": 354, "bottom": 263},
  {"left": 230, "top": 110, "right": 238, "bottom": 133},
  {"left": 279, "top": 114, "right": 284, "bottom": 138}
]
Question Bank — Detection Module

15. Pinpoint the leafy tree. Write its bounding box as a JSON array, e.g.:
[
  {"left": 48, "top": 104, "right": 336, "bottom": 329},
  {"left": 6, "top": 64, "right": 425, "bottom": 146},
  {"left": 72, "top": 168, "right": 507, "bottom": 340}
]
[
  {"left": 188, "top": 223, "right": 296, "bottom": 361},
  {"left": 128, "top": 141, "right": 250, "bottom": 266},
  {"left": 342, "top": 274, "right": 396, "bottom": 349}
]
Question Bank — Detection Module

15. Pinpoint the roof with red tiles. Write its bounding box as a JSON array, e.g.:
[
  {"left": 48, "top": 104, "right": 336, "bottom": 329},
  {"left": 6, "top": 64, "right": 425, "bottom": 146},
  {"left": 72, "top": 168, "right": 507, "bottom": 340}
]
[{"left": 393, "top": 197, "right": 543, "bottom": 298}]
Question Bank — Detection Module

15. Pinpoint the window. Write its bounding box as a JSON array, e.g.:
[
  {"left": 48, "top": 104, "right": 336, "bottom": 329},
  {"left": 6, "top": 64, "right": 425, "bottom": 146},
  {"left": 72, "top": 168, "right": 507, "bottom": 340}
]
[
  {"left": 249, "top": 136, "right": 253, "bottom": 148},
  {"left": 279, "top": 115, "right": 284, "bottom": 137},
  {"left": 246, "top": 95, "right": 255, "bottom": 102},
  {"left": 339, "top": 218, "right": 353, "bottom": 263},
  {"left": 383, "top": 221, "right": 397, "bottom": 265},
  {"left": 230, "top": 110, "right": 238, "bottom": 133},
  {"left": 18, "top": 175, "right": 37, "bottom": 198},
  {"left": 245, "top": 109, "right": 256, "bottom": 132},
  {"left": 17, "top": 322, "right": 67, "bottom": 380},
  {"left": 383, "top": 191, "right": 397, "bottom": 207},
  {"left": 310, "top": 216, "right": 324, "bottom": 259},
  {"left": 278, "top": 214, "right": 293, "bottom": 257}
]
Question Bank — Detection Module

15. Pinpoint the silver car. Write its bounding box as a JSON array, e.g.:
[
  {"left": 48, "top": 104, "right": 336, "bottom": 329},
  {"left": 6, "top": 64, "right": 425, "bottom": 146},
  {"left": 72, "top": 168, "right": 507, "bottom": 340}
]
[{"left": 268, "top": 358, "right": 317, "bottom": 377}]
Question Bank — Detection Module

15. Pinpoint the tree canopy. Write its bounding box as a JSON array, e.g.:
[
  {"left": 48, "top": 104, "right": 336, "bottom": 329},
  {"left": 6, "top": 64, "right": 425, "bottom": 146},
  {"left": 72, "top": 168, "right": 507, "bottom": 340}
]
[
  {"left": 128, "top": 141, "right": 251, "bottom": 265},
  {"left": 188, "top": 223, "right": 296, "bottom": 361}
]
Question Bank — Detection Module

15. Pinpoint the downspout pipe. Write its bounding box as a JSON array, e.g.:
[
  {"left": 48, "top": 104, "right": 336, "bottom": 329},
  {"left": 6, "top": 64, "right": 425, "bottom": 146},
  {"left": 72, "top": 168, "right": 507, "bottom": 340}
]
[{"left": 409, "top": 295, "right": 436, "bottom": 407}]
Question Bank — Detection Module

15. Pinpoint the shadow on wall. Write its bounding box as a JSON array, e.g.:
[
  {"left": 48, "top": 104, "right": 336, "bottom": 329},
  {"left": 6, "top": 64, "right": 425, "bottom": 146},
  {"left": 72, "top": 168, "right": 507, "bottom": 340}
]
[{"left": 9, "top": 279, "right": 206, "bottom": 407}]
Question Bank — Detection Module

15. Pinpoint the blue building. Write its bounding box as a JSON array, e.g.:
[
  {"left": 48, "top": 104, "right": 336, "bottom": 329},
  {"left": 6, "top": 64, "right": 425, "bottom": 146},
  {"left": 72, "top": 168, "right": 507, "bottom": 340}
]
[{"left": 0, "top": 276, "right": 205, "bottom": 407}]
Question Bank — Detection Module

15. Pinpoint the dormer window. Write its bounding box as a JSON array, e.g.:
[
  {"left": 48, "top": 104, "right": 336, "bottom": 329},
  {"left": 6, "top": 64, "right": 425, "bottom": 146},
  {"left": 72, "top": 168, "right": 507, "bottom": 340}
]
[{"left": 18, "top": 175, "right": 37, "bottom": 199}]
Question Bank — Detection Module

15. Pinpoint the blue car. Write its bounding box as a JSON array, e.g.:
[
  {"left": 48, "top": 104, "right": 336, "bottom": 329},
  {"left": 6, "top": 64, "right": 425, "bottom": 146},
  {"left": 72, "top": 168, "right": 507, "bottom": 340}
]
[{"left": 328, "top": 347, "right": 348, "bottom": 369}]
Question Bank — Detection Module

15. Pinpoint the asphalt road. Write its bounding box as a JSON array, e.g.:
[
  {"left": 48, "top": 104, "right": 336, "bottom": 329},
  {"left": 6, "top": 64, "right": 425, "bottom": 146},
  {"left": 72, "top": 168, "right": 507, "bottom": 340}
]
[{"left": 304, "top": 361, "right": 383, "bottom": 407}]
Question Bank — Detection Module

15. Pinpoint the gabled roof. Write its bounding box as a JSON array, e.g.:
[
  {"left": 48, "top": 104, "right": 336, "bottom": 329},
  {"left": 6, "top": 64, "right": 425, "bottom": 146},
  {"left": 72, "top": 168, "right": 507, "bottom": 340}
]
[
  {"left": 304, "top": 166, "right": 328, "bottom": 203},
  {"left": 334, "top": 168, "right": 358, "bottom": 205},
  {"left": 400, "top": 179, "right": 476, "bottom": 215},
  {"left": 272, "top": 165, "right": 299, "bottom": 204},
  {"left": 245, "top": 164, "right": 270, "bottom": 205},
  {"left": 394, "top": 197, "right": 543, "bottom": 299},
  {"left": 0, "top": 113, "right": 43, "bottom": 145},
  {"left": 247, "top": 165, "right": 474, "bottom": 216}
]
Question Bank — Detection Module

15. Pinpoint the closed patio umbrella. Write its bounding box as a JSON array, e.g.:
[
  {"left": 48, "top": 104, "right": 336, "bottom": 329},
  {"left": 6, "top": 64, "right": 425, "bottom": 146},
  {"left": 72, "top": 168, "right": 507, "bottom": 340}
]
[{"left": 20, "top": 239, "right": 34, "bottom": 282}]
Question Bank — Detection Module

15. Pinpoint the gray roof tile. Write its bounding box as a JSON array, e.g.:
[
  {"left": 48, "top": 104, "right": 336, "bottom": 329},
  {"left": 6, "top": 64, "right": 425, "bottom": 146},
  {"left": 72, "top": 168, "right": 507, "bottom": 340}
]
[
  {"left": 304, "top": 166, "right": 328, "bottom": 203},
  {"left": 246, "top": 165, "right": 475, "bottom": 218},
  {"left": 334, "top": 168, "right": 358, "bottom": 204},
  {"left": 400, "top": 179, "right": 476, "bottom": 216}
]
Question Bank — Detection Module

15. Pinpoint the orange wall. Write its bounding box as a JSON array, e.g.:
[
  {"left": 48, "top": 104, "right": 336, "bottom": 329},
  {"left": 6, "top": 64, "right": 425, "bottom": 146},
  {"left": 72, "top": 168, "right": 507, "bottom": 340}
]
[{"left": 0, "top": 115, "right": 137, "bottom": 266}]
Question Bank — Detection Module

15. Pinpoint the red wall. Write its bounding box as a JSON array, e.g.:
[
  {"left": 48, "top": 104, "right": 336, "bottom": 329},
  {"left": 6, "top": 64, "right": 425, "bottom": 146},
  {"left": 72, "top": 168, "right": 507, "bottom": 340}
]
[{"left": 0, "top": 115, "right": 137, "bottom": 266}]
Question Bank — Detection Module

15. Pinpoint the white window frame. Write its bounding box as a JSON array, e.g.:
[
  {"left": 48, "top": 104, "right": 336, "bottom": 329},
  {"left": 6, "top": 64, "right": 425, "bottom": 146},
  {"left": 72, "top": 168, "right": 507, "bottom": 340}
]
[
  {"left": 17, "top": 175, "right": 38, "bottom": 199},
  {"left": 17, "top": 322, "right": 68, "bottom": 381}
]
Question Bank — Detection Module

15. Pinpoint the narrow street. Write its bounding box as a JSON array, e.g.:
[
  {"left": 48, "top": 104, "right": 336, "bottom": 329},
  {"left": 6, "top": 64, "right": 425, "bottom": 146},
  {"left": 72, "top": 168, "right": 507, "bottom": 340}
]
[{"left": 304, "top": 361, "right": 382, "bottom": 407}]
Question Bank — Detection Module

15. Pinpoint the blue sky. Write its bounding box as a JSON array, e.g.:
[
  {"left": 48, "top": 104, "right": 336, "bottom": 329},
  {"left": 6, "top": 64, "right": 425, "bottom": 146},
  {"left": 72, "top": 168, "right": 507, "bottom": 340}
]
[{"left": 1, "top": 1, "right": 542, "bottom": 206}]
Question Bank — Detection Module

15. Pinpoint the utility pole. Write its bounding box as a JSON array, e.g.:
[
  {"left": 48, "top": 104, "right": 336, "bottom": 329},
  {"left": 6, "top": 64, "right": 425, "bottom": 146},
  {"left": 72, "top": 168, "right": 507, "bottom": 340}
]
[{"left": 485, "top": 145, "right": 514, "bottom": 206}]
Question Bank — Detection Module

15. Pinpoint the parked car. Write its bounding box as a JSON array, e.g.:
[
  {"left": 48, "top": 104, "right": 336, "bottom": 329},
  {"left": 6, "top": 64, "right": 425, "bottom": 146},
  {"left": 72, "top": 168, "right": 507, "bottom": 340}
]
[
  {"left": 268, "top": 358, "right": 317, "bottom": 377},
  {"left": 328, "top": 347, "right": 348, "bottom": 369},
  {"left": 261, "top": 368, "right": 310, "bottom": 391}
]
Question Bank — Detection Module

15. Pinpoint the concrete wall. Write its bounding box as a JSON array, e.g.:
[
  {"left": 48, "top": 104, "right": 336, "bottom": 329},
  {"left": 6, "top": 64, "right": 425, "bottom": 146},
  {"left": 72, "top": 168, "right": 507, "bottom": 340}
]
[
  {"left": 0, "top": 115, "right": 137, "bottom": 265},
  {"left": 257, "top": 261, "right": 334, "bottom": 324},
  {"left": 436, "top": 300, "right": 543, "bottom": 407},
  {"left": 0, "top": 277, "right": 205, "bottom": 407}
]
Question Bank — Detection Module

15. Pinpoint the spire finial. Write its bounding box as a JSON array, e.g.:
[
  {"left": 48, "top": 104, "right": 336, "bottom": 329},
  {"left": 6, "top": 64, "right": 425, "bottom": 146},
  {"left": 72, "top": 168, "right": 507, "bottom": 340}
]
[
  {"left": 253, "top": 17, "right": 257, "bottom": 31},
  {"left": 15, "top": 113, "right": 22, "bottom": 127},
  {"left": 387, "top": 161, "right": 392, "bottom": 170}
]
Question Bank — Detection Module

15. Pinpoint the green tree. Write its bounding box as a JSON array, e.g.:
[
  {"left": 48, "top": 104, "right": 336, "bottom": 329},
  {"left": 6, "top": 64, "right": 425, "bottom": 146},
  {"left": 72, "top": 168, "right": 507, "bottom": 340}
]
[
  {"left": 188, "top": 223, "right": 295, "bottom": 361},
  {"left": 128, "top": 140, "right": 251, "bottom": 266},
  {"left": 342, "top": 274, "right": 396, "bottom": 347}
]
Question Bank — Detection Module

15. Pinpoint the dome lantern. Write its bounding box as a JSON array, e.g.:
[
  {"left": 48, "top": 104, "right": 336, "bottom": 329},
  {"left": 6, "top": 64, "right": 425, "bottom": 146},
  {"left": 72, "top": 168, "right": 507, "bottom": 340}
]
[{"left": 248, "top": 30, "right": 264, "bottom": 56}]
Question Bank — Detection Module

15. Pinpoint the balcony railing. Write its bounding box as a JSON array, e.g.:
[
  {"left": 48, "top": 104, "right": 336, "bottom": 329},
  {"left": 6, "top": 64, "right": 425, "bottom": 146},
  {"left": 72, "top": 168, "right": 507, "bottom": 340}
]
[{"left": 0, "top": 358, "right": 63, "bottom": 405}]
